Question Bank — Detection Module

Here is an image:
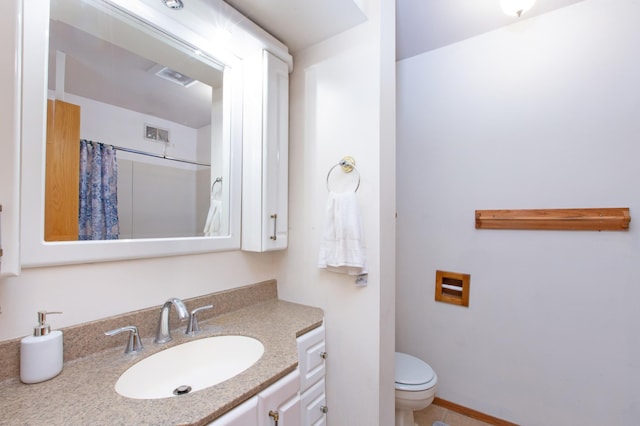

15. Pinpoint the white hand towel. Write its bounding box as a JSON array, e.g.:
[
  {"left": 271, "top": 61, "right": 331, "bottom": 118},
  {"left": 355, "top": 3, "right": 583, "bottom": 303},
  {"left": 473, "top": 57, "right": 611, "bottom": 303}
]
[
  {"left": 318, "top": 191, "right": 367, "bottom": 277},
  {"left": 203, "top": 200, "right": 221, "bottom": 236}
]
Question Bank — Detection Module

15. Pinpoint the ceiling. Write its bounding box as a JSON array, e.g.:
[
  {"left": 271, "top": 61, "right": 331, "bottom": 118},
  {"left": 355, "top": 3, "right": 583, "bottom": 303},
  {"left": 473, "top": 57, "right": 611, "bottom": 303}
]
[
  {"left": 50, "top": 7, "right": 222, "bottom": 129},
  {"left": 222, "top": 0, "right": 586, "bottom": 59},
  {"left": 396, "top": 0, "right": 586, "bottom": 60},
  {"left": 223, "top": 0, "right": 367, "bottom": 52},
  {"left": 51, "top": 0, "right": 588, "bottom": 131}
]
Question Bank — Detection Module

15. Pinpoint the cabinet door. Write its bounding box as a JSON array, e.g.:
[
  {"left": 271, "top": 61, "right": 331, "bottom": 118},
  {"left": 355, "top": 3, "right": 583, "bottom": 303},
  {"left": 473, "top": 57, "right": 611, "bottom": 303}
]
[
  {"left": 207, "top": 396, "right": 258, "bottom": 426},
  {"left": 258, "top": 370, "right": 300, "bottom": 426},
  {"left": 0, "top": 0, "right": 21, "bottom": 277},
  {"left": 261, "top": 50, "right": 289, "bottom": 250},
  {"left": 300, "top": 379, "right": 326, "bottom": 426},
  {"left": 242, "top": 50, "right": 289, "bottom": 252},
  {"left": 297, "top": 325, "right": 326, "bottom": 393}
]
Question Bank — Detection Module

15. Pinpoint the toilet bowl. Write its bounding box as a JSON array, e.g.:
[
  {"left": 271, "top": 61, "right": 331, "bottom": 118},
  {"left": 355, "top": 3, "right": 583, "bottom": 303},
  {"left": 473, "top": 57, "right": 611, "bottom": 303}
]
[{"left": 395, "top": 352, "right": 438, "bottom": 426}]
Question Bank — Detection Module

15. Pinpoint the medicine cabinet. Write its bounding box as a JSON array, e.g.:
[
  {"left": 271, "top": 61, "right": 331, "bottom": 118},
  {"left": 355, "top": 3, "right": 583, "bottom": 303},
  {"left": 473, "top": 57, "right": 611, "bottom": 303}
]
[
  {"left": 242, "top": 50, "right": 290, "bottom": 252},
  {"left": 8, "top": 0, "right": 292, "bottom": 272}
]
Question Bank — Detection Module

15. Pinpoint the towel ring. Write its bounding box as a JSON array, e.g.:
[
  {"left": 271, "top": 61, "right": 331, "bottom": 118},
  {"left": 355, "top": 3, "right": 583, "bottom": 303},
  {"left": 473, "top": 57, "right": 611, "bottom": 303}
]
[
  {"left": 211, "top": 177, "right": 222, "bottom": 194},
  {"left": 326, "top": 157, "right": 360, "bottom": 192}
]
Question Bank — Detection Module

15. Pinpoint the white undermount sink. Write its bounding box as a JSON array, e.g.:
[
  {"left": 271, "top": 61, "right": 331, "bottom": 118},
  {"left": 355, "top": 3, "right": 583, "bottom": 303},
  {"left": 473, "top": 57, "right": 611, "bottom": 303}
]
[{"left": 115, "top": 335, "right": 264, "bottom": 399}]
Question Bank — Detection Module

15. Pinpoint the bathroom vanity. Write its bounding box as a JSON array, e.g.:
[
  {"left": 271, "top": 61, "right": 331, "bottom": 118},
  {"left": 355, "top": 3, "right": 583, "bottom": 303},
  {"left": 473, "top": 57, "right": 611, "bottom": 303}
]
[
  {"left": 210, "top": 325, "right": 326, "bottom": 425},
  {"left": 0, "top": 282, "right": 325, "bottom": 425}
]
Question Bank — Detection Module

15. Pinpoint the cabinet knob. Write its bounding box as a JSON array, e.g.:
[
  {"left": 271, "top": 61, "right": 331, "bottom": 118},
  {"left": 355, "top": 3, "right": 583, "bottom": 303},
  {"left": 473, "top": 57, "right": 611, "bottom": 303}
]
[
  {"left": 320, "top": 351, "right": 328, "bottom": 360},
  {"left": 320, "top": 405, "right": 328, "bottom": 414},
  {"left": 268, "top": 410, "right": 279, "bottom": 425}
]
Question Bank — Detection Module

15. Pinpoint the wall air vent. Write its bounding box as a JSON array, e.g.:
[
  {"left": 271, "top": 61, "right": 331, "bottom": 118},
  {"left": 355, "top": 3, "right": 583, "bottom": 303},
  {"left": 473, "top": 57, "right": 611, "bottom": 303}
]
[{"left": 144, "top": 124, "right": 169, "bottom": 143}]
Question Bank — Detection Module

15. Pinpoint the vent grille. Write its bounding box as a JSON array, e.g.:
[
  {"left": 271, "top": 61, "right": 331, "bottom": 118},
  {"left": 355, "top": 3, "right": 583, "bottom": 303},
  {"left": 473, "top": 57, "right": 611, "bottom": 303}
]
[
  {"left": 154, "top": 66, "right": 196, "bottom": 87},
  {"left": 144, "top": 125, "right": 169, "bottom": 143}
]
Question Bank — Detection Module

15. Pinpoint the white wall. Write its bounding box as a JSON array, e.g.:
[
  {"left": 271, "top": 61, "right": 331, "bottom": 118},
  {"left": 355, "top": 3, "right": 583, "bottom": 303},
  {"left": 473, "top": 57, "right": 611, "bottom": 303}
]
[
  {"left": 0, "top": 251, "right": 276, "bottom": 340},
  {"left": 66, "top": 93, "right": 208, "bottom": 164},
  {"left": 396, "top": 1, "right": 640, "bottom": 424},
  {"left": 276, "top": 0, "right": 396, "bottom": 424}
]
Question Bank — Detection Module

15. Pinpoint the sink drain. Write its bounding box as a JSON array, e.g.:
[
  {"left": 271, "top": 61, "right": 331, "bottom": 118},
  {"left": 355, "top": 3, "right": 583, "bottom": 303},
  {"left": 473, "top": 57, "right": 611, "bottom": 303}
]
[{"left": 173, "top": 385, "right": 192, "bottom": 396}]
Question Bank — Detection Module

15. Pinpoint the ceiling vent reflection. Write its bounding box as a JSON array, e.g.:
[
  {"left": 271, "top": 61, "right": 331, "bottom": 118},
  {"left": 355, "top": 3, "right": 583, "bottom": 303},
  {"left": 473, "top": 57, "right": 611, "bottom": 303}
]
[
  {"left": 154, "top": 66, "right": 197, "bottom": 88},
  {"left": 162, "top": 0, "right": 184, "bottom": 10}
]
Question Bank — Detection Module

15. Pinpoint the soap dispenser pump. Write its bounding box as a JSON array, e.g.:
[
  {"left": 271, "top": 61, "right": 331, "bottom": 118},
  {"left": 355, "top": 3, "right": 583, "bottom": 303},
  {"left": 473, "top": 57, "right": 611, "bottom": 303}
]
[{"left": 20, "top": 311, "right": 64, "bottom": 384}]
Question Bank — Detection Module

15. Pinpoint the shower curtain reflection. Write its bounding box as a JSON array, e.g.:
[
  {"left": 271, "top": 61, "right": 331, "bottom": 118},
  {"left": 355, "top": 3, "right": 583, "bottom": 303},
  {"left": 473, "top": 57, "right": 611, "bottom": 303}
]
[{"left": 78, "top": 139, "right": 119, "bottom": 240}]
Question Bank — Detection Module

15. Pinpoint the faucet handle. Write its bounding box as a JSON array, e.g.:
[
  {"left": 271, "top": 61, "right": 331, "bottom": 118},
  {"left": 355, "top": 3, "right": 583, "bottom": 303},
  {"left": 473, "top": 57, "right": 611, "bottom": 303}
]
[
  {"left": 185, "top": 305, "right": 213, "bottom": 336},
  {"left": 105, "top": 326, "right": 144, "bottom": 354}
]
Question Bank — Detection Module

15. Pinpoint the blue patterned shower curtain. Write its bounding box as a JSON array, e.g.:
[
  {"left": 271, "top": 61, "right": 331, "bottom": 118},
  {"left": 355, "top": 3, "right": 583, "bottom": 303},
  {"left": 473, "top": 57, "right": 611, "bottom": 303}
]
[{"left": 78, "top": 139, "right": 119, "bottom": 240}]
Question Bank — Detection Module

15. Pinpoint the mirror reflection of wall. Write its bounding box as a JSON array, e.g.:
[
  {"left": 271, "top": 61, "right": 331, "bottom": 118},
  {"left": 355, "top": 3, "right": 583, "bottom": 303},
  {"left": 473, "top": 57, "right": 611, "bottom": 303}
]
[{"left": 46, "top": 3, "right": 225, "bottom": 241}]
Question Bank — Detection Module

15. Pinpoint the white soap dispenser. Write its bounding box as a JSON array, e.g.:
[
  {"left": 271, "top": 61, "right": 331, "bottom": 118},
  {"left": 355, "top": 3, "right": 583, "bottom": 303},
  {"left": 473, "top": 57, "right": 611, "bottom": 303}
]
[{"left": 20, "top": 311, "right": 64, "bottom": 384}]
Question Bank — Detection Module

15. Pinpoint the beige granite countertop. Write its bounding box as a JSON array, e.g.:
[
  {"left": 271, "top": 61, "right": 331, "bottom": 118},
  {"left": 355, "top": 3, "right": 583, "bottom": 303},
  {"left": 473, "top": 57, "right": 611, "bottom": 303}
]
[{"left": 0, "top": 299, "right": 323, "bottom": 426}]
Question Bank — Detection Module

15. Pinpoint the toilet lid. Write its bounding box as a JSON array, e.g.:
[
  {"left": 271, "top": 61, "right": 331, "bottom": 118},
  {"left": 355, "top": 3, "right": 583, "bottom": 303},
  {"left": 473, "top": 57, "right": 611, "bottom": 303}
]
[{"left": 395, "top": 352, "right": 435, "bottom": 386}]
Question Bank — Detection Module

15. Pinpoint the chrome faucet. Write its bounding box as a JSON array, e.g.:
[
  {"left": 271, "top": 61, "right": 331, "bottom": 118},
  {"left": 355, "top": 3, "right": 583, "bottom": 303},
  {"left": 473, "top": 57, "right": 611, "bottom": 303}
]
[
  {"left": 185, "top": 305, "right": 213, "bottom": 336},
  {"left": 105, "top": 325, "right": 144, "bottom": 354},
  {"left": 154, "top": 297, "right": 188, "bottom": 344}
]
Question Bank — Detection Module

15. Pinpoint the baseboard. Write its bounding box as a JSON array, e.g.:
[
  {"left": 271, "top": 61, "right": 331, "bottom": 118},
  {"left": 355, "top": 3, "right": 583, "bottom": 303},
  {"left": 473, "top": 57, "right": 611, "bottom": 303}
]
[{"left": 433, "top": 397, "right": 519, "bottom": 426}]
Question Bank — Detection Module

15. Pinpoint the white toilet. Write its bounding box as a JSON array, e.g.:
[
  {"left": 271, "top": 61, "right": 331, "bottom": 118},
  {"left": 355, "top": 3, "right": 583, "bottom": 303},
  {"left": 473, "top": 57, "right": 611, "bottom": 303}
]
[{"left": 395, "top": 352, "right": 438, "bottom": 426}]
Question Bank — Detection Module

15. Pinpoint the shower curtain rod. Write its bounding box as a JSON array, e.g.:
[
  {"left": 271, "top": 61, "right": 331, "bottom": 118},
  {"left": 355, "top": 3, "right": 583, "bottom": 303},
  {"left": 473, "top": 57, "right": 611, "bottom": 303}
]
[{"left": 112, "top": 145, "right": 211, "bottom": 167}]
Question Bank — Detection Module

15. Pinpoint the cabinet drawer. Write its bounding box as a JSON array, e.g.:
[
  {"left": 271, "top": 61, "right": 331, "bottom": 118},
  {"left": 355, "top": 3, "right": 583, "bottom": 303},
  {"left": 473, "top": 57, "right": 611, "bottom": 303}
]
[
  {"left": 301, "top": 378, "right": 326, "bottom": 426},
  {"left": 297, "top": 324, "right": 326, "bottom": 393}
]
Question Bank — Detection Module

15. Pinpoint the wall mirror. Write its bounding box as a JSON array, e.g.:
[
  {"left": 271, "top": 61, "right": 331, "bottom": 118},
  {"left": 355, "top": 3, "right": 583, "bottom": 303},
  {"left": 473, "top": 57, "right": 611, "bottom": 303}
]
[{"left": 20, "top": 0, "right": 243, "bottom": 267}]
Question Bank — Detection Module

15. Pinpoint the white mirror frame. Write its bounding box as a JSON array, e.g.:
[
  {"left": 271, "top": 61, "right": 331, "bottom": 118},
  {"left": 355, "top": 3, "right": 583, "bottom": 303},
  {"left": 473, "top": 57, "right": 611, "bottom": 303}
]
[{"left": 20, "top": 0, "right": 244, "bottom": 268}]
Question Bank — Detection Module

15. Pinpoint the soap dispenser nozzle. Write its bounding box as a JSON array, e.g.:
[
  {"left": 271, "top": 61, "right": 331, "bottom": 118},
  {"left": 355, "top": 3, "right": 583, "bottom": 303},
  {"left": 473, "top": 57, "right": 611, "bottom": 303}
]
[{"left": 34, "top": 311, "right": 62, "bottom": 337}]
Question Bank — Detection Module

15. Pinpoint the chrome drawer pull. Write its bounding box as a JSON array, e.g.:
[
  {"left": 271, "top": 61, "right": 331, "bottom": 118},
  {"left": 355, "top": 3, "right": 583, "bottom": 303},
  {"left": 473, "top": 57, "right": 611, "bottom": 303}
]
[{"left": 270, "top": 214, "right": 278, "bottom": 240}]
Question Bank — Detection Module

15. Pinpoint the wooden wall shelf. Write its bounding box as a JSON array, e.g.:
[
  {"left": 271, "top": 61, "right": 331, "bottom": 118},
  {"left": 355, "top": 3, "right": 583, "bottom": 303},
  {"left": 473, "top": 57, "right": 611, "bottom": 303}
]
[{"left": 475, "top": 208, "right": 630, "bottom": 231}]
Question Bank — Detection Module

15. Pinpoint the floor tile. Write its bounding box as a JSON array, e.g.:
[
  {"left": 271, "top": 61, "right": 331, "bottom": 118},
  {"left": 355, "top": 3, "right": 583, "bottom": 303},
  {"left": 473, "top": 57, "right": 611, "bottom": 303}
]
[
  {"left": 414, "top": 404, "right": 495, "bottom": 426},
  {"left": 443, "top": 410, "right": 493, "bottom": 426},
  {"left": 414, "top": 404, "right": 447, "bottom": 425}
]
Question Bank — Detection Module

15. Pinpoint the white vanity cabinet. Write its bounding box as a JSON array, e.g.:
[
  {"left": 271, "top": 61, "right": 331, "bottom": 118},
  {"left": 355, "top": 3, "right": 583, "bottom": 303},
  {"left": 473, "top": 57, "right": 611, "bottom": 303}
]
[
  {"left": 208, "top": 324, "right": 326, "bottom": 426},
  {"left": 298, "top": 324, "right": 327, "bottom": 425},
  {"left": 242, "top": 50, "right": 290, "bottom": 252}
]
